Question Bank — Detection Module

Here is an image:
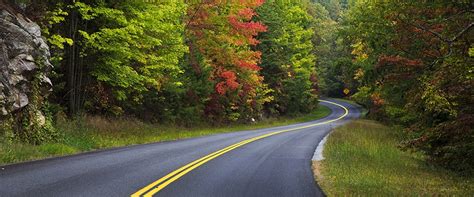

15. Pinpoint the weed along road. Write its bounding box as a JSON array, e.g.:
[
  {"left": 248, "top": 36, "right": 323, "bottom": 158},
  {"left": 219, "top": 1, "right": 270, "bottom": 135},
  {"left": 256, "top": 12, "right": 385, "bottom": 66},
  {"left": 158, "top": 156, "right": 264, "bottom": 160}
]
[{"left": 0, "top": 99, "right": 360, "bottom": 197}]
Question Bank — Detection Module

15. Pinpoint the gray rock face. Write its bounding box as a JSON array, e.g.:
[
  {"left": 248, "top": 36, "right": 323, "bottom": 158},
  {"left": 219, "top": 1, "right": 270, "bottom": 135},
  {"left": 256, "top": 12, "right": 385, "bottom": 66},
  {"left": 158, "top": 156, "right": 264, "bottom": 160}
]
[{"left": 0, "top": 9, "right": 52, "bottom": 118}]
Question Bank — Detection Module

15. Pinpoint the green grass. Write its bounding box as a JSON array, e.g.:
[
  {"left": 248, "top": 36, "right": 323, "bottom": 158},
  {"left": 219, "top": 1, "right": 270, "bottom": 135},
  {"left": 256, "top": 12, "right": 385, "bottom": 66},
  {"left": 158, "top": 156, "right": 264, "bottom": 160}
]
[
  {"left": 0, "top": 105, "right": 331, "bottom": 165},
  {"left": 314, "top": 119, "right": 474, "bottom": 196}
]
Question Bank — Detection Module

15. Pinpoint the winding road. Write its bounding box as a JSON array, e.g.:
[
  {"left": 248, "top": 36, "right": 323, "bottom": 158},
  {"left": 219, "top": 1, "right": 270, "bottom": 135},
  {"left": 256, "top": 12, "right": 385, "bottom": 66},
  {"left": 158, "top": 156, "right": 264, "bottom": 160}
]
[{"left": 0, "top": 99, "right": 360, "bottom": 197}]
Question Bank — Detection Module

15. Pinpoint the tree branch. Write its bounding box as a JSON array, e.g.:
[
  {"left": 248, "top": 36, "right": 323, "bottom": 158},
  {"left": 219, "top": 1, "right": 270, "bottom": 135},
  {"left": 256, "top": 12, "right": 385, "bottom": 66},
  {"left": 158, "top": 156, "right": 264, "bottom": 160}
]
[
  {"left": 409, "top": 22, "right": 450, "bottom": 43},
  {"left": 450, "top": 22, "right": 474, "bottom": 42}
]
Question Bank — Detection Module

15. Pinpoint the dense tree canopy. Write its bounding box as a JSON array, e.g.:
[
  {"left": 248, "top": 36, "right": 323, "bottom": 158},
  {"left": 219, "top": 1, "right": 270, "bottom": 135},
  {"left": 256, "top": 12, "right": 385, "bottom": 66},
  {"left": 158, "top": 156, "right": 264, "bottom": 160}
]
[
  {"left": 4, "top": 0, "right": 322, "bottom": 126},
  {"left": 2, "top": 0, "right": 472, "bottom": 173},
  {"left": 333, "top": 1, "right": 473, "bottom": 172},
  {"left": 186, "top": 0, "right": 269, "bottom": 123},
  {"left": 257, "top": 1, "right": 318, "bottom": 115}
]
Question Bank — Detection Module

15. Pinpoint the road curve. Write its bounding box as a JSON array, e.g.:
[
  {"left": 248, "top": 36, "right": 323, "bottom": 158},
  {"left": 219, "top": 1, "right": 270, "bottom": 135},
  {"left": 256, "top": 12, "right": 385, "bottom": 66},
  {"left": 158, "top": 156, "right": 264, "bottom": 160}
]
[{"left": 0, "top": 99, "right": 361, "bottom": 197}]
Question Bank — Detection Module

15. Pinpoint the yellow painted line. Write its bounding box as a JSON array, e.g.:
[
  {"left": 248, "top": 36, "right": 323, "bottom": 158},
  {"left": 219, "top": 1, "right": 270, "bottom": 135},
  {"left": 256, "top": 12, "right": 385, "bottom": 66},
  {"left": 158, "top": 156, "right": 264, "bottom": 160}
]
[
  {"left": 131, "top": 140, "right": 251, "bottom": 197},
  {"left": 132, "top": 99, "right": 349, "bottom": 197}
]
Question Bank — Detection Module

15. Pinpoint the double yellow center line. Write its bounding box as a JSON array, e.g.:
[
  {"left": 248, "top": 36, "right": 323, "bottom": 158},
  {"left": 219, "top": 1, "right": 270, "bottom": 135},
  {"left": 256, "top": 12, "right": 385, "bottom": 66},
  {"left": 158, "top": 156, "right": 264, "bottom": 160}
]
[{"left": 131, "top": 99, "right": 349, "bottom": 197}]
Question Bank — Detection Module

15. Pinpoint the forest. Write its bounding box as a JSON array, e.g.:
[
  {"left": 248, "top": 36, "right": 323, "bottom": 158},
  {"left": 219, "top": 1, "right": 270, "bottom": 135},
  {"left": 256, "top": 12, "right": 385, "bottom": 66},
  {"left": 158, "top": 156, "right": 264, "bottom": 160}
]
[{"left": 0, "top": 0, "right": 472, "bottom": 175}]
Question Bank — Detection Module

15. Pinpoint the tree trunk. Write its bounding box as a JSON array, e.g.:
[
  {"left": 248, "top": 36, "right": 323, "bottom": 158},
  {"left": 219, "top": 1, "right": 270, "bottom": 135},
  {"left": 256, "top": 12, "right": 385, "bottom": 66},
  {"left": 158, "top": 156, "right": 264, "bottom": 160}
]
[{"left": 67, "top": 5, "right": 78, "bottom": 115}]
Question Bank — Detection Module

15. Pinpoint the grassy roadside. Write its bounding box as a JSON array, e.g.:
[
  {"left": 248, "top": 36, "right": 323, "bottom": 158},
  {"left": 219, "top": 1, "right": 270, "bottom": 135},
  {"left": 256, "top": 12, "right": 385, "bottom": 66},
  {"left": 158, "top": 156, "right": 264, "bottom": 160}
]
[
  {"left": 313, "top": 120, "right": 474, "bottom": 196},
  {"left": 0, "top": 105, "right": 331, "bottom": 166}
]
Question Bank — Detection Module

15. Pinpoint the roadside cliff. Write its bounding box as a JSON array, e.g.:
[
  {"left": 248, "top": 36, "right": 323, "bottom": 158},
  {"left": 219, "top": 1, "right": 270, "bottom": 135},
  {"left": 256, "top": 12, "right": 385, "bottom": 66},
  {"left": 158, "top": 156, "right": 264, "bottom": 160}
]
[{"left": 0, "top": 2, "right": 56, "bottom": 144}]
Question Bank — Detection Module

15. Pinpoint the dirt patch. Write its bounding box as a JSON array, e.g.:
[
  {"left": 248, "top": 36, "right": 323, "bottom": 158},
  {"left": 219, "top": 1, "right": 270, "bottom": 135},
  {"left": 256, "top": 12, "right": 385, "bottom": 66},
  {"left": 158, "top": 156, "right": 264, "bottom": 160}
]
[{"left": 312, "top": 160, "right": 323, "bottom": 182}]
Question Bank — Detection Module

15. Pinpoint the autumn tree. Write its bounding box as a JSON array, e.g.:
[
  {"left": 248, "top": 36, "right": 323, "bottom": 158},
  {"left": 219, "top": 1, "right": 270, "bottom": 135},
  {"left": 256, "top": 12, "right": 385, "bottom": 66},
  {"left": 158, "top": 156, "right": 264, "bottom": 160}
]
[
  {"left": 342, "top": 1, "right": 474, "bottom": 172},
  {"left": 186, "top": 0, "right": 270, "bottom": 123}
]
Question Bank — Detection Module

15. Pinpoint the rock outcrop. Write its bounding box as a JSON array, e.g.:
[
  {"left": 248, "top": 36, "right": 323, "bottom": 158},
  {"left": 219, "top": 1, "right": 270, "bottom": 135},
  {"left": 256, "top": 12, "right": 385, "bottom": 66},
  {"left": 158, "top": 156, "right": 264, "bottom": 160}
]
[{"left": 0, "top": 5, "right": 53, "bottom": 141}]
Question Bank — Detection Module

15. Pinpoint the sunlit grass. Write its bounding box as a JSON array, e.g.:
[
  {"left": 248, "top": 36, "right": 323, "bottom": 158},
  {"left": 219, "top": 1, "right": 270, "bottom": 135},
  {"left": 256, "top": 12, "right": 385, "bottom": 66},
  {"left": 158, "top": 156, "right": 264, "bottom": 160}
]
[
  {"left": 0, "top": 105, "right": 330, "bottom": 165},
  {"left": 315, "top": 119, "right": 474, "bottom": 196}
]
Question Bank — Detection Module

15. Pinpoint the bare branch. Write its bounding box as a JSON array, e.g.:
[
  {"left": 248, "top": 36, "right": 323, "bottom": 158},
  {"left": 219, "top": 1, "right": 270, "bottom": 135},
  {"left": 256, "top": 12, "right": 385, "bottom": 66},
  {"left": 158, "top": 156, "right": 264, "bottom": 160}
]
[
  {"left": 409, "top": 22, "right": 450, "bottom": 43},
  {"left": 450, "top": 22, "right": 474, "bottom": 42},
  {"left": 185, "top": 2, "right": 204, "bottom": 28},
  {"left": 409, "top": 21, "right": 473, "bottom": 45}
]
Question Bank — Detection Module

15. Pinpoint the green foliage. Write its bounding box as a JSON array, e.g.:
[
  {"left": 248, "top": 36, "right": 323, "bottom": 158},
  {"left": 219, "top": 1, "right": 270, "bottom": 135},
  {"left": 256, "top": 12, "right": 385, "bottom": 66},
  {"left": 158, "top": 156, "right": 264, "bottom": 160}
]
[
  {"left": 47, "top": 34, "right": 73, "bottom": 50},
  {"left": 0, "top": 115, "right": 14, "bottom": 143},
  {"left": 351, "top": 86, "right": 372, "bottom": 107},
  {"left": 77, "top": 1, "right": 187, "bottom": 102},
  {"left": 338, "top": 1, "right": 474, "bottom": 172},
  {"left": 257, "top": 0, "right": 318, "bottom": 115},
  {"left": 313, "top": 0, "right": 342, "bottom": 21},
  {"left": 41, "top": 6, "right": 73, "bottom": 64},
  {"left": 30, "top": 0, "right": 324, "bottom": 126},
  {"left": 14, "top": 73, "right": 58, "bottom": 145}
]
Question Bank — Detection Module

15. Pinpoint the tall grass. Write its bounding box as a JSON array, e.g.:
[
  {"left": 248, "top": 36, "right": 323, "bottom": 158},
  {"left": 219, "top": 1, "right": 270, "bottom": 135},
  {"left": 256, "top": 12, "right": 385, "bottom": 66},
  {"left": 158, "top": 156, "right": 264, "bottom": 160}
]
[
  {"left": 314, "top": 120, "right": 473, "bottom": 196},
  {"left": 1, "top": 105, "right": 331, "bottom": 165}
]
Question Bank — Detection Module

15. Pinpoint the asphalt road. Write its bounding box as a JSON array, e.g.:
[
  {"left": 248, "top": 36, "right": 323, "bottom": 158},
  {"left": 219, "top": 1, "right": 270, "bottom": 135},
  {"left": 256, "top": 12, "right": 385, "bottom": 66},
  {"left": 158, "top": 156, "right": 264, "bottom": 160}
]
[{"left": 0, "top": 99, "right": 360, "bottom": 197}]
